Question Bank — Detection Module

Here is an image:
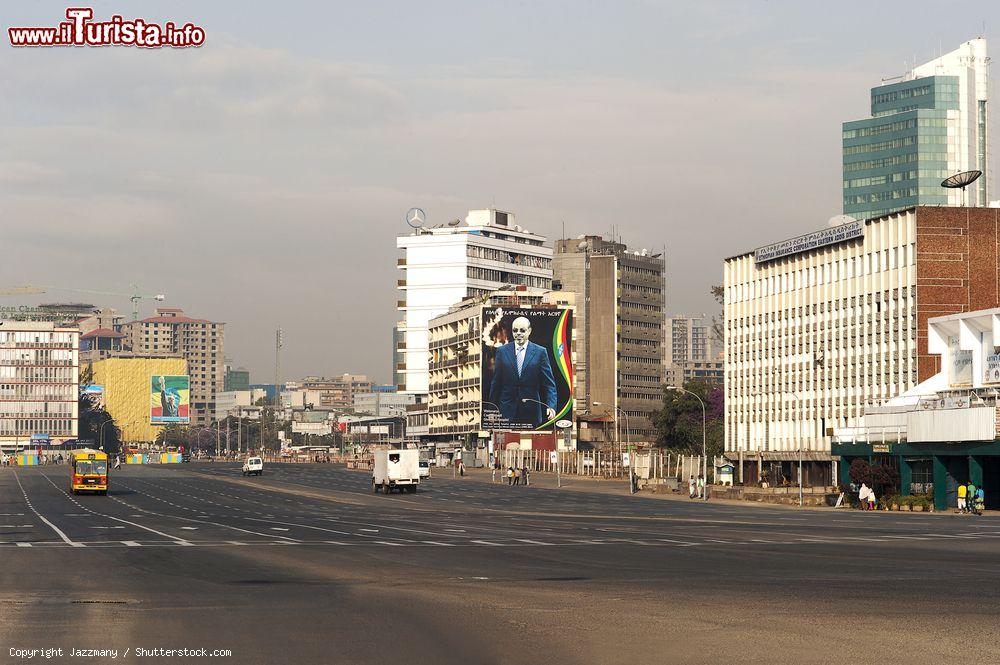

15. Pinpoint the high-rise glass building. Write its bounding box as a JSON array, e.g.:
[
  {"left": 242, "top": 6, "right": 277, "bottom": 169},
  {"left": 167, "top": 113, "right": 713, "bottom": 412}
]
[{"left": 843, "top": 38, "right": 989, "bottom": 221}]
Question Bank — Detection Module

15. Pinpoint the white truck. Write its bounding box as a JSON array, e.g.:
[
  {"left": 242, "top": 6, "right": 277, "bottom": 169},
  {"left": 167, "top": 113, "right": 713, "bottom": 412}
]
[{"left": 372, "top": 449, "right": 420, "bottom": 494}]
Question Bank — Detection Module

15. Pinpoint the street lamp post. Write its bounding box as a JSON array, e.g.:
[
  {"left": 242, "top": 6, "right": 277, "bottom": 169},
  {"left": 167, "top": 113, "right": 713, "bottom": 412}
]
[
  {"left": 482, "top": 401, "right": 502, "bottom": 469},
  {"left": 666, "top": 387, "right": 707, "bottom": 502}
]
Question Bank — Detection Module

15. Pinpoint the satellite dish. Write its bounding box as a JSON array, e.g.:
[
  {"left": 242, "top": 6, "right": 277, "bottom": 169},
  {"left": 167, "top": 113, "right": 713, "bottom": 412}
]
[
  {"left": 405, "top": 208, "right": 426, "bottom": 228},
  {"left": 942, "top": 170, "right": 983, "bottom": 189},
  {"left": 941, "top": 170, "right": 982, "bottom": 207}
]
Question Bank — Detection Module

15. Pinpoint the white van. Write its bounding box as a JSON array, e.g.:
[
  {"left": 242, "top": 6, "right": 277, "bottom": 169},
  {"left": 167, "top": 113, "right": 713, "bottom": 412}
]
[
  {"left": 372, "top": 449, "right": 420, "bottom": 494},
  {"left": 242, "top": 457, "right": 263, "bottom": 476}
]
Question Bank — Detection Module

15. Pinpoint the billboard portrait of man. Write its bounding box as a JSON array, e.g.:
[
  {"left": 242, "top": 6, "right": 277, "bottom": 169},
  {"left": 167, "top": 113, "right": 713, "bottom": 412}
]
[
  {"left": 150, "top": 375, "right": 190, "bottom": 424},
  {"left": 489, "top": 316, "right": 557, "bottom": 428}
]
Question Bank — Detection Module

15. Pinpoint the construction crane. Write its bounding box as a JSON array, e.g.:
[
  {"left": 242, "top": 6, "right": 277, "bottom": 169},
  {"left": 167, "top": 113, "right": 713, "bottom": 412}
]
[{"left": 0, "top": 284, "right": 165, "bottom": 320}]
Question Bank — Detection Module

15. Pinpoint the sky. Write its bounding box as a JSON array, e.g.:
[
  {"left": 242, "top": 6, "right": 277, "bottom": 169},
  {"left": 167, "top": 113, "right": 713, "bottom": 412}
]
[{"left": 2, "top": 0, "right": 998, "bottom": 383}]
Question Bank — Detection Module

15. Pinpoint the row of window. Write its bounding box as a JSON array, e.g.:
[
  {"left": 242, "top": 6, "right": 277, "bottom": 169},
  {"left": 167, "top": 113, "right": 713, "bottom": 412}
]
[
  {"left": 872, "top": 84, "right": 933, "bottom": 105},
  {"left": 0, "top": 418, "right": 75, "bottom": 436},
  {"left": 730, "top": 247, "right": 914, "bottom": 303},
  {"left": 844, "top": 187, "right": 918, "bottom": 205},
  {"left": 467, "top": 266, "right": 551, "bottom": 289},
  {"left": 0, "top": 367, "right": 76, "bottom": 382},
  {"left": 467, "top": 245, "right": 552, "bottom": 270},
  {"left": 844, "top": 169, "right": 948, "bottom": 189}
]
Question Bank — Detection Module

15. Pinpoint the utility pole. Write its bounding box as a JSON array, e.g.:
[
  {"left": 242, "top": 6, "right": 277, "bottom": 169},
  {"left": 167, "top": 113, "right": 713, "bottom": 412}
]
[{"left": 272, "top": 326, "right": 283, "bottom": 458}]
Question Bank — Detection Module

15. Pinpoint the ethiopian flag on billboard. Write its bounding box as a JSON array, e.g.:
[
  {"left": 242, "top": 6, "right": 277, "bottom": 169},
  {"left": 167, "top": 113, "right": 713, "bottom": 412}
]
[{"left": 151, "top": 375, "right": 190, "bottom": 424}]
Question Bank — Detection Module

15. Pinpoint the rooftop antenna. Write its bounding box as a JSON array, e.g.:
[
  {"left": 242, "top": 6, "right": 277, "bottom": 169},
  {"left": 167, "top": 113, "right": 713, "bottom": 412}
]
[{"left": 941, "top": 170, "right": 983, "bottom": 207}]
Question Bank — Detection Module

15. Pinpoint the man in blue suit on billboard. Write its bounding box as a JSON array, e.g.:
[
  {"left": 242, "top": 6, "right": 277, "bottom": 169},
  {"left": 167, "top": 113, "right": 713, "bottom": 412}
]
[{"left": 490, "top": 316, "right": 557, "bottom": 428}]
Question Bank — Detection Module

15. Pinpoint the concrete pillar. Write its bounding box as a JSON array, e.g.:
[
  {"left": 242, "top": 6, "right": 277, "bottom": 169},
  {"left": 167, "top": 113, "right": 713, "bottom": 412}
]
[
  {"left": 899, "top": 458, "right": 912, "bottom": 496},
  {"left": 933, "top": 456, "right": 948, "bottom": 511},
  {"left": 969, "top": 455, "right": 984, "bottom": 488}
]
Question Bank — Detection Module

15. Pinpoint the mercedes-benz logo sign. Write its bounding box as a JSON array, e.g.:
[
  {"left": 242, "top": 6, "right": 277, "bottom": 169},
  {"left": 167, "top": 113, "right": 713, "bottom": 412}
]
[{"left": 405, "top": 208, "right": 426, "bottom": 228}]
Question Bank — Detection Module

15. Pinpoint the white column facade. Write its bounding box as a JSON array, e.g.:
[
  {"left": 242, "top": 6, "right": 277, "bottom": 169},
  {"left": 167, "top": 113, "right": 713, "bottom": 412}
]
[{"left": 724, "top": 211, "right": 919, "bottom": 457}]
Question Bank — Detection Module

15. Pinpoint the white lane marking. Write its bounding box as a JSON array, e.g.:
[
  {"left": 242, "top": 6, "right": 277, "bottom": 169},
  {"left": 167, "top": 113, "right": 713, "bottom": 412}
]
[
  {"left": 471, "top": 540, "right": 504, "bottom": 546},
  {"left": 122, "top": 541, "right": 141, "bottom": 547},
  {"left": 16, "top": 542, "right": 32, "bottom": 547},
  {"left": 421, "top": 541, "right": 456, "bottom": 546},
  {"left": 226, "top": 541, "right": 247, "bottom": 546},
  {"left": 657, "top": 538, "right": 699, "bottom": 546},
  {"left": 90, "top": 526, "right": 125, "bottom": 529},
  {"left": 516, "top": 539, "right": 552, "bottom": 545},
  {"left": 36, "top": 472, "right": 190, "bottom": 546},
  {"left": 359, "top": 528, "right": 379, "bottom": 533},
  {"left": 375, "top": 541, "right": 404, "bottom": 546},
  {"left": 179, "top": 527, "right": 198, "bottom": 530},
  {"left": 270, "top": 528, "right": 290, "bottom": 531},
  {"left": 0, "top": 525, "right": 34, "bottom": 528},
  {"left": 0, "top": 513, "right": 25, "bottom": 516},
  {"left": 13, "top": 471, "right": 83, "bottom": 547}
]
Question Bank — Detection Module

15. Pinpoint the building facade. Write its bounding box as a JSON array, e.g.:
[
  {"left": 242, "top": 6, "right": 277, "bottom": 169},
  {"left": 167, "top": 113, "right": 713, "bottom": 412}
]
[
  {"left": 122, "top": 308, "right": 224, "bottom": 427},
  {"left": 300, "top": 374, "right": 374, "bottom": 411},
  {"left": 0, "top": 321, "right": 79, "bottom": 449},
  {"left": 224, "top": 365, "right": 250, "bottom": 392},
  {"left": 88, "top": 356, "right": 188, "bottom": 444},
  {"left": 843, "top": 38, "right": 989, "bottom": 221},
  {"left": 553, "top": 236, "right": 664, "bottom": 443},
  {"left": 725, "top": 206, "right": 1000, "bottom": 485},
  {"left": 396, "top": 208, "right": 553, "bottom": 395},
  {"left": 353, "top": 391, "right": 417, "bottom": 417},
  {"left": 665, "top": 360, "right": 724, "bottom": 388},
  {"left": 665, "top": 315, "right": 717, "bottom": 365},
  {"left": 426, "top": 288, "right": 576, "bottom": 452}
]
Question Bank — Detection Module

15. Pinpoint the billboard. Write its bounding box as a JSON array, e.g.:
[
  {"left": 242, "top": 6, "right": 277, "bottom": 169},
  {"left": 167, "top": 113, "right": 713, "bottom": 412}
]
[
  {"left": 150, "top": 375, "right": 190, "bottom": 424},
  {"left": 481, "top": 307, "right": 573, "bottom": 431}
]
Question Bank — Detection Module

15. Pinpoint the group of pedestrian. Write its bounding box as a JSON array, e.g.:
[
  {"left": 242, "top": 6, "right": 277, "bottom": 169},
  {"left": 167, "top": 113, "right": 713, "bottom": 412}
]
[
  {"left": 687, "top": 474, "right": 705, "bottom": 499},
  {"left": 505, "top": 465, "right": 530, "bottom": 486},
  {"left": 858, "top": 482, "right": 877, "bottom": 510},
  {"left": 958, "top": 481, "right": 985, "bottom": 515}
]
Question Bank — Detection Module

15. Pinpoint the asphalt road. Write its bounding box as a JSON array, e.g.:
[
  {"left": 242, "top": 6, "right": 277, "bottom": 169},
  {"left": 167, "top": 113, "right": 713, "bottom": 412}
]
[{"left": 2, "top": 463, "right": 999, "bottom": 665}]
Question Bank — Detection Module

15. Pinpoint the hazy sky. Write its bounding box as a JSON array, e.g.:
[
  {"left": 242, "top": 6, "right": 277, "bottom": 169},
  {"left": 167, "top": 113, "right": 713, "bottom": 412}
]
[{"left": 3, "top": 1, "right": 997, "bottom": 383}]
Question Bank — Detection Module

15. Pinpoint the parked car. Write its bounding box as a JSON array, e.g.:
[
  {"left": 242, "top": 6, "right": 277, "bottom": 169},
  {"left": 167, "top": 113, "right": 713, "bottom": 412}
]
[{"left": 418, "top": 460, "right": 430, "bottom": 479}]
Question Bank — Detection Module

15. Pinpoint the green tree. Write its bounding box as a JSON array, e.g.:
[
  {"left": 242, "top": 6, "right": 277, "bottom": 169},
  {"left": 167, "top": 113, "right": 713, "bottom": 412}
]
[
  {"left": 654, "top": 380, "right": 724, "bottom": 458},
  {"left": 710, "top": 284, "right": 724, "bottom": 343},
  {"left": 77, "top": 366, "right": 122, "bottom": 454}
]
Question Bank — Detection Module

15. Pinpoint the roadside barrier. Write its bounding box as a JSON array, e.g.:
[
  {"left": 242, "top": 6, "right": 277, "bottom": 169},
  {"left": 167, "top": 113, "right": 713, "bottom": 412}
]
[{"left": 17, "top": 453, "right": 39, "bottom": 466}]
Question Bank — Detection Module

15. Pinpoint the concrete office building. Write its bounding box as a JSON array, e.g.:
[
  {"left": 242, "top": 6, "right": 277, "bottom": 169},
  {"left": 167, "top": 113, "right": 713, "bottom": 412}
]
[
  {"left": 665, "top": 315, "right": 717, "bottom": 365},
  {"left": 665, "top": 360, "right": 724, "bottom": 389},
  {"left": 300, "top": 374, "right": 374, "bottom": 411},
  {"left": 353, "top": 391, "right": 417, "bottom": 418},
  {"left": 396, "top": 208, "right": 553, "bottom": 395},
  {"left": 843, "top": 38, "right": 989, "bottom": 221},
  {"left": 224, "top": 364, "right": 250, "bottom": 392},
  {"left": 0, "top": 321, "right": 79, "bottom": 450},
  {"left": 426, "top": 288, "right": 576, "bottom": 454},
  {"left": 724, "top": 206, "right": 1000, "bottom": 486},
  {"left": 122, "top": 308, "right": 224, "bottom": 427},
  {"left": 553, "top": 236, "right": 664, "bottom": 444}
]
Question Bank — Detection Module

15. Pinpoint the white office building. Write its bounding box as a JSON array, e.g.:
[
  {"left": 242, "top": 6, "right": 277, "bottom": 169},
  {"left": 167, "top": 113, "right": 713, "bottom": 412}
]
[
  {"left": 0, "top": 321, "right": 79, "bottom": 450},
  {"left": 395, "top": 208, "right": 553, "bottom": 395}
]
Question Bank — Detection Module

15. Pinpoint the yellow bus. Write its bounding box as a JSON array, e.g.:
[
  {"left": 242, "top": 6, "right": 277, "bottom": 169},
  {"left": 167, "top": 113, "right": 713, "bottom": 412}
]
[{"left": 70, "top": 449, "right": 109, "bottom": 495}]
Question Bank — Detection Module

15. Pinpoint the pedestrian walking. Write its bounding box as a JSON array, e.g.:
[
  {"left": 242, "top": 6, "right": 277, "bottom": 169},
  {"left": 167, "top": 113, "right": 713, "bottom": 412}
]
[
  {"left": 507, "top": 466, "right": 514, "bottom": 486},
  {"left": 688, "top": 475, "right": 696, "bottom": 499},
  {"left": 858, "top": 483, "right": 871, "bottom": 510},
  {"left": 974, "top": 487, "right": 985, "bottom": 515},
  {"left": 868, "top": 487, "right": 877, "bottom": 511},
  {"left": 522, "top": 465, "right": 530, "bottom": 486},
  {"left": 696, "top": 474, "right": 705, "bottom": 499},
  {"left": 967, "top": 481, "right": 977, "bottom": 514},
  {"left": 491, "top": 466, "right": 497, "bottom": 483},
  {"left": 113, "top": 454, "right": 121, "bottom": 470},
  {"left": 514, "top": 466, "right": 521, "bottom": 486},
  {"left": 958, "top": 482, "right": 968, "bottom": 513},
  {"left": 459, "top": 460, "right": 465, "bottom": 477}
]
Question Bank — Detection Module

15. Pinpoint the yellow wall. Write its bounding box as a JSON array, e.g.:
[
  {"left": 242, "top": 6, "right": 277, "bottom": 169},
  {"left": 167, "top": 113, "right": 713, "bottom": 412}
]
[{"left": 90, "top": 357, "right": 188, "bottom": 443}]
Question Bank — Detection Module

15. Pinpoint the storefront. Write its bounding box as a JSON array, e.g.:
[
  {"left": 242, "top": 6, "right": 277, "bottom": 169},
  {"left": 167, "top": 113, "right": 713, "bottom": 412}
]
[{"left": 833, "top": 440, "right": 1000, "bottom": 511}]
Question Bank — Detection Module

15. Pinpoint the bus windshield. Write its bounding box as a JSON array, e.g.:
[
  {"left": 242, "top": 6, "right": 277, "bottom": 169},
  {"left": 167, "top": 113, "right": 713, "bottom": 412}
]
[{"left": 76, "top": 460, "right": 107, "bottom": 475}]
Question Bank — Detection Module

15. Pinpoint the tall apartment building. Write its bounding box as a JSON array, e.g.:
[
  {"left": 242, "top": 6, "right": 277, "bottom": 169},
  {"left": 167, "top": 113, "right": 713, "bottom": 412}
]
[
  {"left": 843, "top": 38, "right": 989, "bottom": 221},
  {"left": 396, "top": 208, "right": 553, "bottom": 395},
  {"left": 122, "top": 308, "right": 224, "bottom": 427},
  {"left": 0, "top": 321, "right": 79, "bottom": 450},
  {"left": 553, "top": 236, "right": 665, "bottom": 443},
  {"left": 300, "top": 374, "right": 374, "bottom": 411},
  {"left": 724, "top": 207, "right": 1000, "bottom": 485},
  {"left": 665, "top": 315, "right": 717, "bottom": 364},
  {"left": 426, "top": 287, "right": 576, "bottom": 450}
]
